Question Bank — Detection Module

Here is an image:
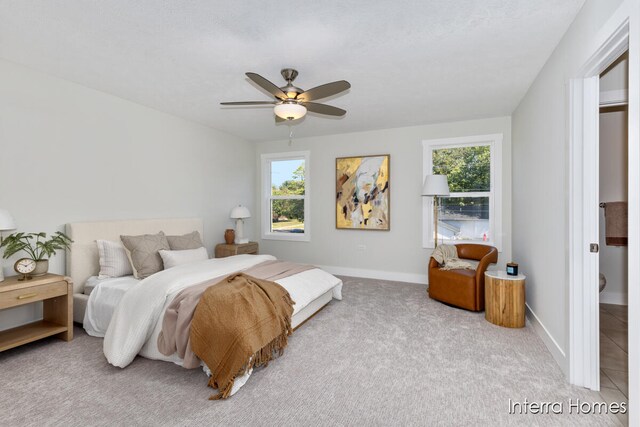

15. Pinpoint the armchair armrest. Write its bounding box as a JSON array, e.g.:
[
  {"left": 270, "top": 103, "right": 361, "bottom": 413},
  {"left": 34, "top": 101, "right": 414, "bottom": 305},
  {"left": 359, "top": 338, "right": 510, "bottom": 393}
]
[
  {"left": 474, "top": 246, "right": 498, "bottom": 284},
  {"left": 428, "top": 257, "right": 440, "bottom": 269}
]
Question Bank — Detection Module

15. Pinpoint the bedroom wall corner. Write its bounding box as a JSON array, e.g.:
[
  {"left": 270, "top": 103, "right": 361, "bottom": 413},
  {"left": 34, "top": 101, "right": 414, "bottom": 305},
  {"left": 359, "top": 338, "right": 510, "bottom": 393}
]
[
  {"left": 0, "top": 58, "right": 255, "bottom": 330},
  {"left": 511, "top": 0, "right": 626, "bottom": 376}
]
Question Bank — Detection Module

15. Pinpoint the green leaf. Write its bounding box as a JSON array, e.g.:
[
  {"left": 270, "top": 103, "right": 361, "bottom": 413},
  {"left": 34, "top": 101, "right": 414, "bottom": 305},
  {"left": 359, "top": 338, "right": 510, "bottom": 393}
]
[{"left": 0, "top": 230, "right": 73, "bottom": 260}]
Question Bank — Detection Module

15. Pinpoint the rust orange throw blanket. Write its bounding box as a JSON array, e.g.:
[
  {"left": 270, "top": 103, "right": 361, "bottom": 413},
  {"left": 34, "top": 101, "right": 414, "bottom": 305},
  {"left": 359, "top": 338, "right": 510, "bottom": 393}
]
[
  {"left": 190, "top": 273, "right": 294, "bottom": 399},
  {"left": 158, "top": 260, "right": 312, "bottom": 369}
]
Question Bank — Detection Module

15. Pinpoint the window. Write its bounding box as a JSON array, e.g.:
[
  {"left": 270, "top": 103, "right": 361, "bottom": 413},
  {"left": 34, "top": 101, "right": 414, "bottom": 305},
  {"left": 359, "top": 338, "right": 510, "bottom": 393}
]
[
  {"left": 261, "top": 151, "right": 310, "bottom": 241},
  {"left": 422, "top": 134, "right": 502, "bottom": 249}
]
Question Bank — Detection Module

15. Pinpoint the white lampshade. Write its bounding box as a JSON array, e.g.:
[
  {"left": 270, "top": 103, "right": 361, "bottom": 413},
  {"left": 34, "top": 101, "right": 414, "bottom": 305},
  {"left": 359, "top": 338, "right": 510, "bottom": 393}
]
[
  {"left": 0, "top": 209, "right": 16, "bottom": 231},
  {"left": 230, "top": 205, "right": 251, "bottom": 219},
  {"left": 274, "top": 102, "right": 307, "bottom": 121},
  {"left": 422, "top": 175, "right": 450, "bottom": 196}
]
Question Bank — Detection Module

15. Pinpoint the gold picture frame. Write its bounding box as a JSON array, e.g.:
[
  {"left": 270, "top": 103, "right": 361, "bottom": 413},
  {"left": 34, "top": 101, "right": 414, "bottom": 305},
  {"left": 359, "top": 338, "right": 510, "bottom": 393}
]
[{"left": 336, "top": 154, "right": 390, "bottom": 231}]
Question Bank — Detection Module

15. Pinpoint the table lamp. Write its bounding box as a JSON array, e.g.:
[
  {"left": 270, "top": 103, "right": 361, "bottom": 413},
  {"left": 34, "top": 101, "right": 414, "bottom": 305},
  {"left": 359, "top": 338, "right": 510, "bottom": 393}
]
[
  {"left": 230, "top": 205, "right": 251, "bottom": 244},
  {"left": 422, "top": 175, "right": 450, "bottom": 247},
  {"left": 0, "top": 209, "right": 17, "bottom": 282}
]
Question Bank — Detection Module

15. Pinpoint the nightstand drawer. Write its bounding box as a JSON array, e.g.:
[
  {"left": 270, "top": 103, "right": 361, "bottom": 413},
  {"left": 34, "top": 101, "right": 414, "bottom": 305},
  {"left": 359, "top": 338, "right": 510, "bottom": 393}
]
[
  {"left": 215, "top": 242, "right": 259, "bottom": 258},
  {"left": 237, "top": 243, "right": 258, "bottom": 254},
  {"left": 0, "top": 281, "right": 67, "bottom": 309}
]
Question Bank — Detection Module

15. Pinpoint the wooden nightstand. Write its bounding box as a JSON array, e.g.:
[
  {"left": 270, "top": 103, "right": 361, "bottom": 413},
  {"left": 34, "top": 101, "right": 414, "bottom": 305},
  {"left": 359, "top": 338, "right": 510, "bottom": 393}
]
[
  {"left": 0, "top": 274, "right": 73, "bottom": 352},
  {"left": 215, "top": 242, "right": 259, "bottom": 258}
]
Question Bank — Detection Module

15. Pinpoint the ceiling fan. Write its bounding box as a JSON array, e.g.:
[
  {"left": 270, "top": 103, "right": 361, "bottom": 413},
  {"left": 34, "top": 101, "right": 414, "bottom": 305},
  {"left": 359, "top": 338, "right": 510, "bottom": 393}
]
[{"left": 221, "top": 68, "right": 351, "bottom": 123}]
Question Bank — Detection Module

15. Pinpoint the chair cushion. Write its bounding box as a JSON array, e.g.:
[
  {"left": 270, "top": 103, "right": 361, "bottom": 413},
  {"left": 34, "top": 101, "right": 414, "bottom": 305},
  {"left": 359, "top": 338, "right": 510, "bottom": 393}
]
[
  {"left": 428, "top": 268, "right": 479, "bottom": 311},
  {"left": 430, "top": 268, "right": 476, "bottom": 284}
]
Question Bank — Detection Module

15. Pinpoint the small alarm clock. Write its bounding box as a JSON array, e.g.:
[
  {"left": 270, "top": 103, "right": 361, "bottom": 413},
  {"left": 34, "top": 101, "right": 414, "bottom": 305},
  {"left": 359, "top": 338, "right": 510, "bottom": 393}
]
[
  {"left": 14, "top": 258, "right": 36, "bottom": 281},
  {"left": 506, "top": 262, "right": 519, "bottom": 276}
]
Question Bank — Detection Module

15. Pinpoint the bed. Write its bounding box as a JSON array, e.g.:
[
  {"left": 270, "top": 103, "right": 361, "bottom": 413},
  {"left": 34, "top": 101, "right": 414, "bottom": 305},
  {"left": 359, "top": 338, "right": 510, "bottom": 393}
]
[{"left": 65, "top": 218, "right": 342, "bottom": 395}]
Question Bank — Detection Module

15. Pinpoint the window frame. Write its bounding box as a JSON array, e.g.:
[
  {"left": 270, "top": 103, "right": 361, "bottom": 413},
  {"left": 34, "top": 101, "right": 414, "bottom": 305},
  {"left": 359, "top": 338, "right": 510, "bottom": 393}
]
[
  {"left": 422, "top": 134, "right": 503, "bottom": 250},
  {"left": 261, "top": 151, "right": 311, "bottom": 242}
]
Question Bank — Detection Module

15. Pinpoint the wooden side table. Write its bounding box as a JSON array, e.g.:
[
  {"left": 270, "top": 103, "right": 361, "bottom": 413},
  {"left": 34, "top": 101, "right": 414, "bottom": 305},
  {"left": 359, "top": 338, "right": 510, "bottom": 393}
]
[
  {"left": 0, "top": 273, "right": 73, "bottom": 352},
  {"left": 214, "top": 242, "right": 259, "bottom": 258},
  {"left": 484, "top": 271, "right": 526, "bottom": 328}
]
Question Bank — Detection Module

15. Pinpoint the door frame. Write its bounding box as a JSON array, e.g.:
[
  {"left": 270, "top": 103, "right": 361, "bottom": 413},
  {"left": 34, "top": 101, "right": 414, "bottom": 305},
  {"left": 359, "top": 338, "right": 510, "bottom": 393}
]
[
  {"left": 569, "top": 20, "right": 628, "bottom": 391},
  {"left": 569, "top": 7, "right": 639, "bottom": 424}
]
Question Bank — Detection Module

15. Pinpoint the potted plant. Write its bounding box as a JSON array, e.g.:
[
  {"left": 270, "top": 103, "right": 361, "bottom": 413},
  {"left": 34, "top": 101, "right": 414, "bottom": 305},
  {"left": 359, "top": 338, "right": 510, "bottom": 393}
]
[{"left": 0, "top": 232, "right": 73, "bottom": 276}]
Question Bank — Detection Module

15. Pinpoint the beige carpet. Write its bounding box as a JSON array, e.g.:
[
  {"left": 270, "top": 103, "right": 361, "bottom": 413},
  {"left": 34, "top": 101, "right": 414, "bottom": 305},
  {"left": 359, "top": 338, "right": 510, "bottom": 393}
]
[{"left": 0, "top": 277, "right": 619, "bottom": 426}]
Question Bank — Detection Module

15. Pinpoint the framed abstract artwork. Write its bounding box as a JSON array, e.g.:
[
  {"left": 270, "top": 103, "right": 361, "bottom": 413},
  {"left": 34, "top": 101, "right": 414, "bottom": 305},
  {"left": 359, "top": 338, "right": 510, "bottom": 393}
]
[{"left": 336, "top": 154, "right": 390, "bottom": 230}]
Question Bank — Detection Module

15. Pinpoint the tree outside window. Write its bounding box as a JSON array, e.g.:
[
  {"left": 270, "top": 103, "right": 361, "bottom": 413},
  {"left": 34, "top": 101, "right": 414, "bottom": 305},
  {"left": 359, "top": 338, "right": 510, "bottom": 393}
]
[
  {"left": 432, "top": 145, "right": 491, "bottom": 242},
  {"left": 422, "top": 134, "right": 502, "bottom": 249},
  {"left": 261, "top": 151, "right": 311, "bottom": 241},
  {"left": 271, "top": 164, "right": 305, "bottom": 232}
]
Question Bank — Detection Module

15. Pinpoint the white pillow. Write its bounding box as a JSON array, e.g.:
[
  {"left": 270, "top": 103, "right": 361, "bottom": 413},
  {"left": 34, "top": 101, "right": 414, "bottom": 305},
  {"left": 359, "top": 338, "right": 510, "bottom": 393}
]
[
  {"left": 97, "top": 240, "right": 134, "bottom": 279},
  {"left": 159, "top": 247, "right": 209, "bottom": 269}
]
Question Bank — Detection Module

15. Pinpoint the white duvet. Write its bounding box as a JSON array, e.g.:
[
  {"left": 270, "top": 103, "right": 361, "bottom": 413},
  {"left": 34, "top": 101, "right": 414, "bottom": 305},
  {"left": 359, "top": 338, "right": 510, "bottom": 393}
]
[
  {"left": 102, "top": 254, "right": 342, "bottom": 369},
  {"left": 84, "top": 276, "right": 139, "bottom": 337}
]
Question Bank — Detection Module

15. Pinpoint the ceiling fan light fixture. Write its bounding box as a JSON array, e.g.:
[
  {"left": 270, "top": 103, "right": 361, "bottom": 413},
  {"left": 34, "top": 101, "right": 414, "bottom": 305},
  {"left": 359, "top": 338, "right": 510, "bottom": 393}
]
[
  {"left": 222, "top": 69, "right": 350, "bottom": 122},
  {"left": 274, "top": 102, "right": 307, "bottom": 121}
]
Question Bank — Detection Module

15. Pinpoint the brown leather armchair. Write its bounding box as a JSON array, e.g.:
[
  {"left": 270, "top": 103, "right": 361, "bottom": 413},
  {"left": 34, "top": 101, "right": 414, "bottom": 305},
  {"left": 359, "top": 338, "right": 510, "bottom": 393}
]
[{"left": 428, "top": 244, "right": 498, "bottom": 311}]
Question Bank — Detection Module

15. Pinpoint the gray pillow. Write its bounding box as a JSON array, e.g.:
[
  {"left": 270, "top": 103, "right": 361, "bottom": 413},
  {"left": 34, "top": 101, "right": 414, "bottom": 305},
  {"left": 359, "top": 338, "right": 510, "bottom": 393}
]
[
  {"left": 166, "top": 231, "right": 204, "bottom": 250},
  {"left": 120, "top": 232, "right": 170, "bottom": 279}
]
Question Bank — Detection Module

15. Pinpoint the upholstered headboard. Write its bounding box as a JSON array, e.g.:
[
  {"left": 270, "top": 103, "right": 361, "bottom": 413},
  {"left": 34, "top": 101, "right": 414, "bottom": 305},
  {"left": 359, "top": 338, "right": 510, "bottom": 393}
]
[{"left": 65, "top": 218, "right": 203, "bottom": 295}]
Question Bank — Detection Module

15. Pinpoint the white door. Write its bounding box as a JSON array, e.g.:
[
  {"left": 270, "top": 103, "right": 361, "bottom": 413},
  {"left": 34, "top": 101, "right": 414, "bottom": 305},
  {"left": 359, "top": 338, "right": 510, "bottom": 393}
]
[{"left": 569, "top": 75, "right": 601, "bottom": 390}]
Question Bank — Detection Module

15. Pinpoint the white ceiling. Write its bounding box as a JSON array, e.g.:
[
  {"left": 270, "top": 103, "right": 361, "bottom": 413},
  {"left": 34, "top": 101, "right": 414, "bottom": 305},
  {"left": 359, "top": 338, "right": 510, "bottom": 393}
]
[{"left": 0, "top": 0, "right": 584, "bottom": 142}]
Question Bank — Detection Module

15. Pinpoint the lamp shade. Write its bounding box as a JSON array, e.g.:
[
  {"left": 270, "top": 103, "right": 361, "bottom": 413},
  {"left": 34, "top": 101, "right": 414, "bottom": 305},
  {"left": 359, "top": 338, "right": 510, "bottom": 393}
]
[
  {"left": 230, "top": 205, "right": 251, "bottom": 219},
  {"left": 422, "top": 175, "right": 450, "bottom": 196},
  {"left": 0, "top": 209, "right": 16, "bottom": 231},
  {"left": 274, "top": 103, "right": 307, "bottom": 121}
]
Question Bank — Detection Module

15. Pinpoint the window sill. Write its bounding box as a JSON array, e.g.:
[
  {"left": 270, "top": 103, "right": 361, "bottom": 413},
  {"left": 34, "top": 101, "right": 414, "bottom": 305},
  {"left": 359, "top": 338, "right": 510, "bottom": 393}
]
[{"left": 262, "top": 233, "right": 310, "bottom": 242}]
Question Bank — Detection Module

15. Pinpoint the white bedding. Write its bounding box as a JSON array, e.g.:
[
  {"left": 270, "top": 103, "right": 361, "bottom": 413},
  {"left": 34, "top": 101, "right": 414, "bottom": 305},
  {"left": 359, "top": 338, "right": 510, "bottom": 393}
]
[
  {"left": 83, "top": 276, "right": 139, "bottom": 337},
  {"left": 99, "top": 254, "right": 342, "bottom": 369}
]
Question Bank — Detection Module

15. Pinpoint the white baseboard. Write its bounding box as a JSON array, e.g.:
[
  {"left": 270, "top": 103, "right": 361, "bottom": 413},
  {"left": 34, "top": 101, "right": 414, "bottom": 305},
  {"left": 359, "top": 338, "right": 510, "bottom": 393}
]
[
  {"left": 525, "top": 303, "right": 568, "bottom": 376},
  {"left": 599, "top": 291, "right": 628, "bottom": 305},
  {"left": 318, "top": 264, "right": 428, "bottom": 285}
]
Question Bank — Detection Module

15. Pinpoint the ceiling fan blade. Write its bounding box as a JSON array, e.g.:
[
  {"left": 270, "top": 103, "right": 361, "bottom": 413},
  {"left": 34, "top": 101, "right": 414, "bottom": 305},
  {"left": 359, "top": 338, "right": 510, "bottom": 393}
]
[
  {"left": 246, "top": 72, "right": 287, "bottom": 100},
  {"left": 297, "top": 80, "right": 351, "bottom": 102},
  {"left": 220, "top": 101, "right": 277, "bottom": 105},
  {"left": 303, "top": 102, "right": 346, "bottom": 117},
  {"left": 275, "top": 115, "right": 286, "bottom": 123}
]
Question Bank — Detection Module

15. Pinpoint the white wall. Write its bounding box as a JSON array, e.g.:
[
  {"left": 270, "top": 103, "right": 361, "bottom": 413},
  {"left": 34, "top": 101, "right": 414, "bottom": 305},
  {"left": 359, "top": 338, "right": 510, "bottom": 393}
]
[
  {"left": 599, "top": 109, "right": 628, "bottom": 305},
  {"left": 600, "top": 53, "right": 628, "bottom": 92},
  {"left": 0, "top": 59, "right": 254, "bottom": 329},
  {"left": 254, "top": 117, "right": 512, "bottom": 283},
  {"left": 511, "top": 0, "right": 625, "bottom": 374}
]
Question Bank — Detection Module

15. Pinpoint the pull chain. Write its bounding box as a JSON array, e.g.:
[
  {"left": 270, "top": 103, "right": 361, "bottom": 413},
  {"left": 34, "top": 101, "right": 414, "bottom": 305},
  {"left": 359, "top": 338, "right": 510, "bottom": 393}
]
[{"left": 288, "top": 125, "right": 294, "bottom": 145}]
